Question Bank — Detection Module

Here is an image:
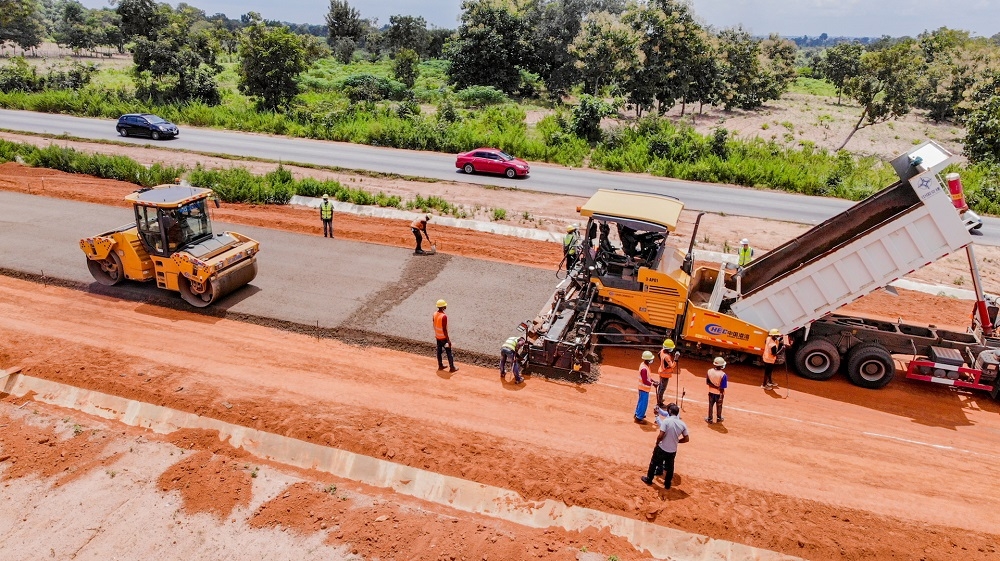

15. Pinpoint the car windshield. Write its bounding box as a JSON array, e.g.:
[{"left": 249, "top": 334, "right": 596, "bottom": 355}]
[
  {"left": 145, "top": 115, "right": 167, "bottom": 124},
  {"left": 497, "top": 151, "right": 514, "bottom": 161}
]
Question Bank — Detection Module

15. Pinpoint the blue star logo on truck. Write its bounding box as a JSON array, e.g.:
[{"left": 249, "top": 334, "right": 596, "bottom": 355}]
[{"left": 918, "top": 177, "right": 933, "bottom": 190}]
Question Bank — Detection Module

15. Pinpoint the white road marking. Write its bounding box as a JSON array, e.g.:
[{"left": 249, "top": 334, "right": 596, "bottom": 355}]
[{"left": 594, "top": 380, "right": 1000, "bottom": 460}]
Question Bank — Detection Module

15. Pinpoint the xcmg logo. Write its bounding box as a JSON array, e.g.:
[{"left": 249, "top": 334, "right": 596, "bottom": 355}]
[{"left": 704, "top": 323, "right": 750, "bottom": 341}]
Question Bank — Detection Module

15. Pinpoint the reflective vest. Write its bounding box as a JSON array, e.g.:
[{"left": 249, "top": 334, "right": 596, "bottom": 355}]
[
  {"left": 433, "top": 311, "right": 447, "bottom": 340},
  {"left": 320, "top": 201, "right": 334, "bottom": 219},
  {"left": 658, "top": 348, "right": 676, "bottom": 378},
  {"left": 738, "top": 246, "right": 754, "bottom": 266},
  {"left": 762, "top": 336, "right": 788, "bottom": 364},
  {"left": 563, "top": 232, "right": 578, "bottom": 255},
  {"left": 502, "top": 336, "right": 519, "bottom": 352},
  {"left": 638, "top": 362, "right": 653, "bottom": 392}
]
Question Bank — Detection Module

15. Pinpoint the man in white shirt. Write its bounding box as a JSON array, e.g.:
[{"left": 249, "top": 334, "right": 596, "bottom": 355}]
[{"left": 641, "top": 403, "right": 689, "bottom": 490}]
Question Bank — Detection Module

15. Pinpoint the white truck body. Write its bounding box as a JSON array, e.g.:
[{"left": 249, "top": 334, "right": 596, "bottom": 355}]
[{"left": 730, "top": 142, "right": 973, "bottom": 334}]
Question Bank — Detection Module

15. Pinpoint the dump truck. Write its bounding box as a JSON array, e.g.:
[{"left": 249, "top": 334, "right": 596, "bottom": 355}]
[
  {"left": 518, "top": 141, "right": 1000, "bottom": 398},
  {"left": 80, "top": 184, "right": 259, "bottom": 307}
]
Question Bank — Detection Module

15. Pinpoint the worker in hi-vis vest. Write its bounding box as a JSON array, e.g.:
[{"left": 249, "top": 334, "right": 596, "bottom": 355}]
[
  {"left": 320, "top": 194, "right": 334, "bottom": 238},
  {"left": 737, "top": 238, "right": 754, "bottom": 267},
  {"left": 433, "top": 299, "right": 458, "bottom": 372},
  {"left": 563, "top": 224, "right": 580, "bottom": 269}
]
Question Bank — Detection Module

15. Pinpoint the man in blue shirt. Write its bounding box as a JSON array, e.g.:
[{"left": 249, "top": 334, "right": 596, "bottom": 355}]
[{"left": 641, "top": 402, "right": 689, "bottom": 489}]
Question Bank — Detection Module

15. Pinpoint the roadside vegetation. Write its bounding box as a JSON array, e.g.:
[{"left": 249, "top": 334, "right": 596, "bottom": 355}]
[{"left": 1, "top": 0, "right": 999, "bottom": 214}]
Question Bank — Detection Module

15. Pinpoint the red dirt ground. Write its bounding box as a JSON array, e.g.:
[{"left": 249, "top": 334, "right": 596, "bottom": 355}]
[{"left": 2, "top": 276, "right": 1000, "bottom": 560}]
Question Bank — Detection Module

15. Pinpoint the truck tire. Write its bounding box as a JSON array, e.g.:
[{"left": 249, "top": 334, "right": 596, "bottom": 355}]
[
  {"left": 792, "top": 339, "right": 841, "bottom": 380},
  {"left": 845, "top": 343, "right": 895, "bottom": 389}
]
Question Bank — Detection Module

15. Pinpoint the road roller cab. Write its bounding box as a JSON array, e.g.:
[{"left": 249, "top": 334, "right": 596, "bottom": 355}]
[{"left": 80, "top": 185, "right": 259, "bottom": 307}]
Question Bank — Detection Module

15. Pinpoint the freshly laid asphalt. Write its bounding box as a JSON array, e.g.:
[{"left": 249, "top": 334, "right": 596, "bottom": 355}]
[{"left": 0, "top": 191, "right": 555, "bottom": 356}]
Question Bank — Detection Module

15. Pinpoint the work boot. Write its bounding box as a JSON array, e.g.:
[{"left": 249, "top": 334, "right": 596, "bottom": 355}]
[
  {"left": 438, "top": 365, "right": 446, "bottom": 370},
  {"left": 705, "top": 417, "right": 714, "bottom": 424},
  {"left": 640, "top": 476, "right": 653, "bottom": 486},
  {"left": 414, "top": 249, "right": 426, "bottom": 255},
  {"left": 514, "top": 377, "right": 524, "bottom": 384},
  {"left": 449, "top": 366, "right": 459, "bottom": 373}
]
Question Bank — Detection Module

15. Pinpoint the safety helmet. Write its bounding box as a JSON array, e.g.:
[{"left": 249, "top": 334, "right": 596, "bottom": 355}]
[
  {"left": 642, "top": 351, "right": 655, "bottom": 361},
  {"left": 426, "top": 213, "right": 432, "bottom": 220},
  {"left": 769, "top": 328, "right": 781, "bottom": 336},
  {"left": 713, "top": 356, "right": 726, "bottom": 367},
  {"left": 436, "top": 299, "right": 447, "bottom": 308},
  {"left": 322, "top": 193, "right": 329, "bottom": 199},
  {"left": 662, "top": 338, "right": 675, "bottom": 349},
  {"left": 566, "top": 224, "right": 577, "bottom": 232},
  {"left": 740, "top": 238, "right": 749, "bottom": 245}
]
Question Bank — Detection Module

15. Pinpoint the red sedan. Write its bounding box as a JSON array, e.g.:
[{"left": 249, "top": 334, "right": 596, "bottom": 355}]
[{"left": 455, "top": 148, "right": 530, "bottom": 179}]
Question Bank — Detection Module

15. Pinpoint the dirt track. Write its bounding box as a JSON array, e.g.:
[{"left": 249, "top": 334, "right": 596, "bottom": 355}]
[{"left": 3, "top": 159, "right": 1000, "bottom": 559}]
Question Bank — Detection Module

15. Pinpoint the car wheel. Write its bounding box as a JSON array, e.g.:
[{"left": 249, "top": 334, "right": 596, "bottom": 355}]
[
  {"left": 463, "top": 164, "right": 474, "bottom": 174},
  {"left": 118, "top": 128, "right": 128, "bottom": 137},
  {"left": 505, "top": 168, "right": 516, "bottom": 179},
  {"left": 151, "top": 131, "right": 161, "bottom": 140}
]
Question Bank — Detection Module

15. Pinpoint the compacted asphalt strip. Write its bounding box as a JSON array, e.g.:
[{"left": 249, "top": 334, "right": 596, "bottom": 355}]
[{"left": 0, "top": 191, "right": 555, "bottom": 356}]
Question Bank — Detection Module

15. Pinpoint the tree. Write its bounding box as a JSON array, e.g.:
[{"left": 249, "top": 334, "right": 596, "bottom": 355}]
[
  {"left": 713, "top": 27, "right": 793, "bottom": 111},
  {"left": 916, "top": 28, "right": 999, "bottom": 123},
  {"left": 963, "top": 71, "right": 1000, "bottom": 165},
  {"left": 53, "top": 1, "right": 99, "bottom": 54},
  {"left": 385, "top": 15, "right": 429, "bottom": 56},
  {"left": 426, "top": 27, "right": 453, "bottom": 58},
  {"left": 0, "top": 0, "right": 45, "bottom": 53},
  {"left": 325, "top": 0, "right": 365, "bottom": 46},
  {"left": 237, "top": 17, "right": 308, "bottom": 110},
  {"left": 570, "top": 10, "right": 638, "bottom": 95},
  {"left": 522, "top": 0, "right": 590, "bottom": 97},
  {"left": 445, "top": 0, "right": 529, "bottom": 95},
  {"left": 838, "top": 40, "right": 921, "bottom": 150},
  {"left": 622, "top": 0, "right": 708, "bottom": 115},
  {"left": 818, "top": 42, "right": 863, "bottom": 104},
  {"left": 570, "top": 94, "right": 617, "bottom": 141},
  {"left": 130, "top": 3, "right": 222, "bottom": 103},
  {"left": 392, "top": 48, "right": 420, "bottom": 88},
  {"left": 112, "top": 0, "right": 166, "bottom": 40}
]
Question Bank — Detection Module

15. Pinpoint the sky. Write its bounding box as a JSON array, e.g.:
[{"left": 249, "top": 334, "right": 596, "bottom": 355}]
[{"left": 75, "top": 0, "right": 998, "bottom": 38}]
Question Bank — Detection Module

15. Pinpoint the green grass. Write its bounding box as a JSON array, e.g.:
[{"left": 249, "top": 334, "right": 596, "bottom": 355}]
[{"left": 788, "top": 77, "right": 838, "bottom": 97}]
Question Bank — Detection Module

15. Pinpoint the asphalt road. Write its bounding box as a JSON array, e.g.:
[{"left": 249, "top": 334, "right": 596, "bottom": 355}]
[
  {"left": 0, "top": 191, "right": 555, "bottom": 357},
  {"left": 4, "top": 109, "right": 995, "bottom": 246}
]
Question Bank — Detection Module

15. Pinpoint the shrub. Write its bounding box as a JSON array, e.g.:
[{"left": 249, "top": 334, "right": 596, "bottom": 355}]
[{"left": 455, "top": 86, "right": 507, "bottom": 108}]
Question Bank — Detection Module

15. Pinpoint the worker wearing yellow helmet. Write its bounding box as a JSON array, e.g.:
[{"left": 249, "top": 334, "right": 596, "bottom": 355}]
[
  {"left": 433, "top": 299, "right": 458, "bottom": 372},
  {"left": 761, "top": 328, "right": 790, "bottom": 389},
  {"left": 563, "top": 224, "right": 580, "bottom": 269},
  {"left": 706, "top": 357, "right": 728, "bottom": 424},
  {"left": 635, "top": 350, "right": 657, "bottom": 423},
  {"left": 656, "top": 339, "right": 678, "bottom": 408}
]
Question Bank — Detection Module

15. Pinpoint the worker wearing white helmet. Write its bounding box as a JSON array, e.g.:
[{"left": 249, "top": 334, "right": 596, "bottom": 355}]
[
  {"left": 737, "top": 238, "right": 754, "bottom": 267},
  {"left": 433, "top": 299, "right": 458, "bottom": 372},
  {"left": 563, "top": 224, "right": 581, "bottom": 269},
  {"left": 320, "top": 194, "right": 334, "bottom": 238},
  {"left": 635, "top": 350, "right": 657, "bottom": 423},
  {"left": 761, "top": 328, "right": 790, "bottom": 389},
  {"left": 706, "top": 357, "right": 728, "bottom": 424},
  {"left": 411, "top": 213, "right": 433, "bottom": 255}
]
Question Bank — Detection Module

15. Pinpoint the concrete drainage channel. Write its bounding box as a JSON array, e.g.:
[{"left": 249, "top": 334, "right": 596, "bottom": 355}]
[{"left": 1, "top": 371, "right": 800, "bottom": 561}]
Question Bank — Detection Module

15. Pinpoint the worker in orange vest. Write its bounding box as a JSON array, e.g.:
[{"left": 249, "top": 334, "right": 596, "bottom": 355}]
[
  {"left": 761, "top": 328, "right": 790, "bottom": 389},
  {"left": 433, "top": 299, "right": 458, "bottom": 372},
  {"left": 656, "top": 339, "right": 678, "bottom": 408},
  {"left": 412, "top": 214, "right": 432, "bottom": 255},
  {"left": 635, "top": 351, "right": 656, "bottom": 423}
]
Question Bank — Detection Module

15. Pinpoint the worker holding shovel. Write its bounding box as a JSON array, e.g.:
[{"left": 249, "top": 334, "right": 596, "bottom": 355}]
[{"left": 411, "top": 214, "right": 433, "bottom": 255}]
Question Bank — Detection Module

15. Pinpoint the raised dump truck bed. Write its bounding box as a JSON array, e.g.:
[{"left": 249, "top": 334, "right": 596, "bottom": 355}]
[{"left": 728, "top": 141, "right": 973, "bottom": 335}]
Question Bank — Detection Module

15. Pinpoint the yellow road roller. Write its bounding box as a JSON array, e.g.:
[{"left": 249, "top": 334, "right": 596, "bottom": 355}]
[{"left": 80, "top": 185, "right": 259, "bottom": 307}]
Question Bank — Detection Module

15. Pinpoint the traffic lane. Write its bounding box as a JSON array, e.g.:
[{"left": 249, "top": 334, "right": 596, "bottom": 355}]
[
  {"left": 3, "top": 109, "right": 997, "bottom": 243},
  {"left": 0, "top": 191, "right": 551, "bottom": 354}
]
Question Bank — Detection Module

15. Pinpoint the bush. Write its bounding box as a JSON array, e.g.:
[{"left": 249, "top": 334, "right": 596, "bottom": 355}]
[{"left": 455, "top": 86, "right": 507, "bottom": 108}]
